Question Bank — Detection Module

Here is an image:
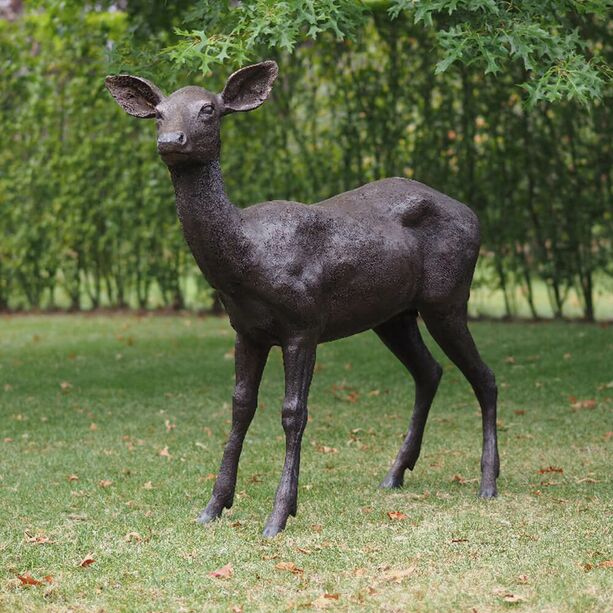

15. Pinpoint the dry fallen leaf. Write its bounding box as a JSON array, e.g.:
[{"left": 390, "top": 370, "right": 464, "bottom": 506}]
[
  {"left": 387, "top": 511, "right": 408, "bottom": 521},
  {"left": 313, "top": 593, "right": 340, "bottom": 609},
  {"left": 537, "top": 466, "right": 563, "bottom": 474},
  {"left": 59, "top": 381, "right": 73, "bottom": 391},
  {"left": 165, "top": 419, "right": 176, "bottom": 432},
  {"left": 452, "top": 474, "right": 478, "bottom": 485},
  {"left": 382, "top": 566, "right": 416, "bottom": 583},
  {"left": 17, "top": 573, "right": 43, "bottom": 586},
  {"left": 124, "top": 531, "right": 142, "bottom": 543},
  {"left": 599, "top": 560, "right": 613, "bottom": 568},
  {"left": 79, "top": 554, "right": 95, "bottom": 568},
  {"left": 275, "top": 561, "right": 304, "bottom": 575},
  {"left": 517, "top": 574, "right": 529, "bottom": 584},
  {"left": 570, "top": 398, "right": 597, "bottom": 411},
  {"left": 504, "top": 356, "right": 516, "bottom": 365},
  {"left": 315, "top": 444, "right": 338, "bottom": 454},
  {"left": 24, "top": 531, "right": 54, "bottom": 545},
  {"left": 231, "top": 606, "right": 243, "bottom": 613},
  {"left": 143, "top": 481, "right": 153, "bottom": 490},
  {"left": 98, "top": 479, "right": 113, "bottom": 488},
  {"left": 67, "top": 474, "right": 79, "bottom": 482},
  {"left": 502, "top": 593, "right": 524, "bottom": 603},
  {"left": 159, "top": 446, "right": 171, "bottom": 458},
  {"left": 209, "top": 563, "right": 233, "bottom": 579}
]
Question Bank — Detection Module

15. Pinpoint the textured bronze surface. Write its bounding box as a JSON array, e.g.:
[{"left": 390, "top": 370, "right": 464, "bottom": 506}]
[{"left": 106, "top": 61, "right": 499, "bottom": 537}]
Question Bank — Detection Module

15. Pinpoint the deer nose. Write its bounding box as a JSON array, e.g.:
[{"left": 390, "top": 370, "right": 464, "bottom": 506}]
[{"left": 157, "top": 131, "right": 186, "bottom": 153}]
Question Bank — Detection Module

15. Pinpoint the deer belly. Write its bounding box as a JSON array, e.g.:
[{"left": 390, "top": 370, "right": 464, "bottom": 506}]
[{"left": 319, "top": 259, "right": 418, "bottom": 341}]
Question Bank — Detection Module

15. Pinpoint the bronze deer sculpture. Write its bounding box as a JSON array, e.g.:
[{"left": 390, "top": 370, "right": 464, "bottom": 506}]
[{"left": 105, "top": 61, "right": 499, "bottom": 537}]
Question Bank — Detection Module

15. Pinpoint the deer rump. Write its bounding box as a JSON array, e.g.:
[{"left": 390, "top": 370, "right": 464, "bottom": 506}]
[{"left": 227, "top": 177, "right": 480, "bottom": 343}]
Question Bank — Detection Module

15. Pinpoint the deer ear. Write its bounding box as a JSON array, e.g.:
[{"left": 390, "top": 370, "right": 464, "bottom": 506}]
[
  {"left": 221, "top": 60, "right": 278, "bottom": 114},
  {"left": 105, "top": 75, "right": 165, "bottom": 118}
]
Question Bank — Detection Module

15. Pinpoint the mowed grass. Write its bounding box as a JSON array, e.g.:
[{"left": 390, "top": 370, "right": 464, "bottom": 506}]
[{"left": 0, "top": 315, "right": 611, "bottom": 612}]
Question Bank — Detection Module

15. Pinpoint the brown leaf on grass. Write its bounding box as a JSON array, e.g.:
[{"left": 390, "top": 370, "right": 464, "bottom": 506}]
[
  {"left": 164, "top": 419, "right": 176, "bottom": 432},
  {"left": 124, "top": 532, "right": 142, "bottom": 543},
  {"left": 89, "top": 423, "right": 98, "bottom": 431},
  {"left": 382, "top": 566, "right": 416, "bottom": 583},
  {"left": 501, "top": 593, "right": 524, "bottom": 603},
  {"left": 295, "top": 547, "right": 311, "bottom": 555},
  {"left": 604, "top": 431, "right": 613, "bottom": 441},
  {"left": 599, "top": 560, "right": 613, "bottom": 568},
  {"left": 570, "top": 398, "right": 597, "bottom": 411},
  {"left": 67, "top": 474, "right": 79, "bottom": 482},
  {"left": 538, "top": 480, "right": 560, "bottom": 487},
  {"left": 353, "top": 567, "right": 367, "bottom": 577},
  {"left": 59, "top": 381, "right": 72, "bottom": 391},
  {"left": 159, "top": 446, "right": 171, "bottom": 458},
  {"left": 504, "top": 356, "right": 516, "bottom": 365},
  {"left": 209, "top": 563, "right": 233, "bottom": 579},
  {"left": 537, "top": 466, "right": 563, "bottom": 474},
  {"left": 43, "top": 575, "right": 53, "bottom": 584},
  {"left": 513, "top": 409, "right": 526, "bottom": 416},
  {"left": 387, "top": 511, "right": 408, "bottom": 521},
  {"left": 275, "top": 561, "right": 304, "bottom": 575},
  {"left": 78, "top": 554, "right": 95, "bottom": 567},
  {"left": 231, "top": 606, "right": 243, "bottom": 613},
  {"left": 17, "top": 573, "right": 43, "bottom": 586},
  {"left": 3, "top": 437, "right": 13, "bottom": 443},
  {"left": 143, "top": 481, "right": 153, "bottom": 490},
  {"left": 315, "top": 444, "right": 338, "bottom": 454},
  {"left": 452, "top": 474, "right": 478, "bottom": 485},
  {"left": 311, "top": 524, "right": 323, "bottom": 533},
  {"left": 24, "top": 531, "right": 54, "bottom": 545},
  {"left": 451, "top": 538, "right": 468, "bottom": 543},
  {"left": 313, "top": 593, "right": 340, "bottom": 608},
  {"left": 98, "top": 480, "right": 112, "bottom": 488}
]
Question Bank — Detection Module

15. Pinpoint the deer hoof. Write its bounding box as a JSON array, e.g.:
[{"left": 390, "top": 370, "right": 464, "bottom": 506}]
[
  {"left": 262, "top": 516, "right": 287, "bottom": 538},
  {"left": 197, "top": 506, "right": 223, "bottom": 525},
  {"left": 380, "top": 473, "right": 404, "bottom": 489},
  {"left": 478, "top": 484, "right": 498, "bottom": 499}
]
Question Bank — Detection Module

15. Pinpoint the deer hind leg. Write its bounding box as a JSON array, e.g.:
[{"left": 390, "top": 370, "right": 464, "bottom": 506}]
[
  {"left": 421, "top": 303, "right": 500, "bottom": 498},
  {"left": 198, "top": 333, "right": 270, "bottom": 524},
  {"left": 374, "top": 311, "right": 443, "bottom": 489},
  {"left": 263, "top": 334, "right": 316, "bottom": 537}
]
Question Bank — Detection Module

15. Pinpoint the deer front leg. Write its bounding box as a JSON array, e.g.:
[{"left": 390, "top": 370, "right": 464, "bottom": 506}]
[
  {"left": 263, "top": 336, "right": 316, "bottom": 537},
  {"left": 198, "top": 333, "right": 270, "bottom": 524}
]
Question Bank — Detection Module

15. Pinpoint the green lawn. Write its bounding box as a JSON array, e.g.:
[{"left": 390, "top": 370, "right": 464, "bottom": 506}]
[{"left": 0, "top": 315, "right": 611, "bottom": 612}]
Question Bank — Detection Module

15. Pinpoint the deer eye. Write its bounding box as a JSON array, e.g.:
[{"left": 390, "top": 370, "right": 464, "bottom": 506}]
[{"left": 199, "top": 103, "right": 215, "bottom": 118}]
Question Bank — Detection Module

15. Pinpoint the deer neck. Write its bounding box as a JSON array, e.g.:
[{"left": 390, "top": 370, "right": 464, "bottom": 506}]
[{"left": 169, "top": 159, "right": 246, "bottom": 291}]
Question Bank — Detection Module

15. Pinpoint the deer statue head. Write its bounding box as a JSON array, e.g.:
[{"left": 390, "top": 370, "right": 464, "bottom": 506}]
[{"left": 105, "top": 61, "right": 278, "bottom": 167}]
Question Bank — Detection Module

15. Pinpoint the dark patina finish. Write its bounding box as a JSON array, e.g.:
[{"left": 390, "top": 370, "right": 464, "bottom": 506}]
[{"left": 105, "top": 61, "right": 499, "bottom": 537}]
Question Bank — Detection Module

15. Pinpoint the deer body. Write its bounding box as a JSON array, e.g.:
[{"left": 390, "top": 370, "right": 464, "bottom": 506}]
[{"left": 106, "top": 61, "right": 499, "bottom": 537}]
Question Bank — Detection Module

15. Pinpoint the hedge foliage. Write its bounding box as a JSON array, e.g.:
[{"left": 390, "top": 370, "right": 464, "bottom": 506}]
[{"left": 0, "top": 1, "right": 611, "bottom": 318}]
